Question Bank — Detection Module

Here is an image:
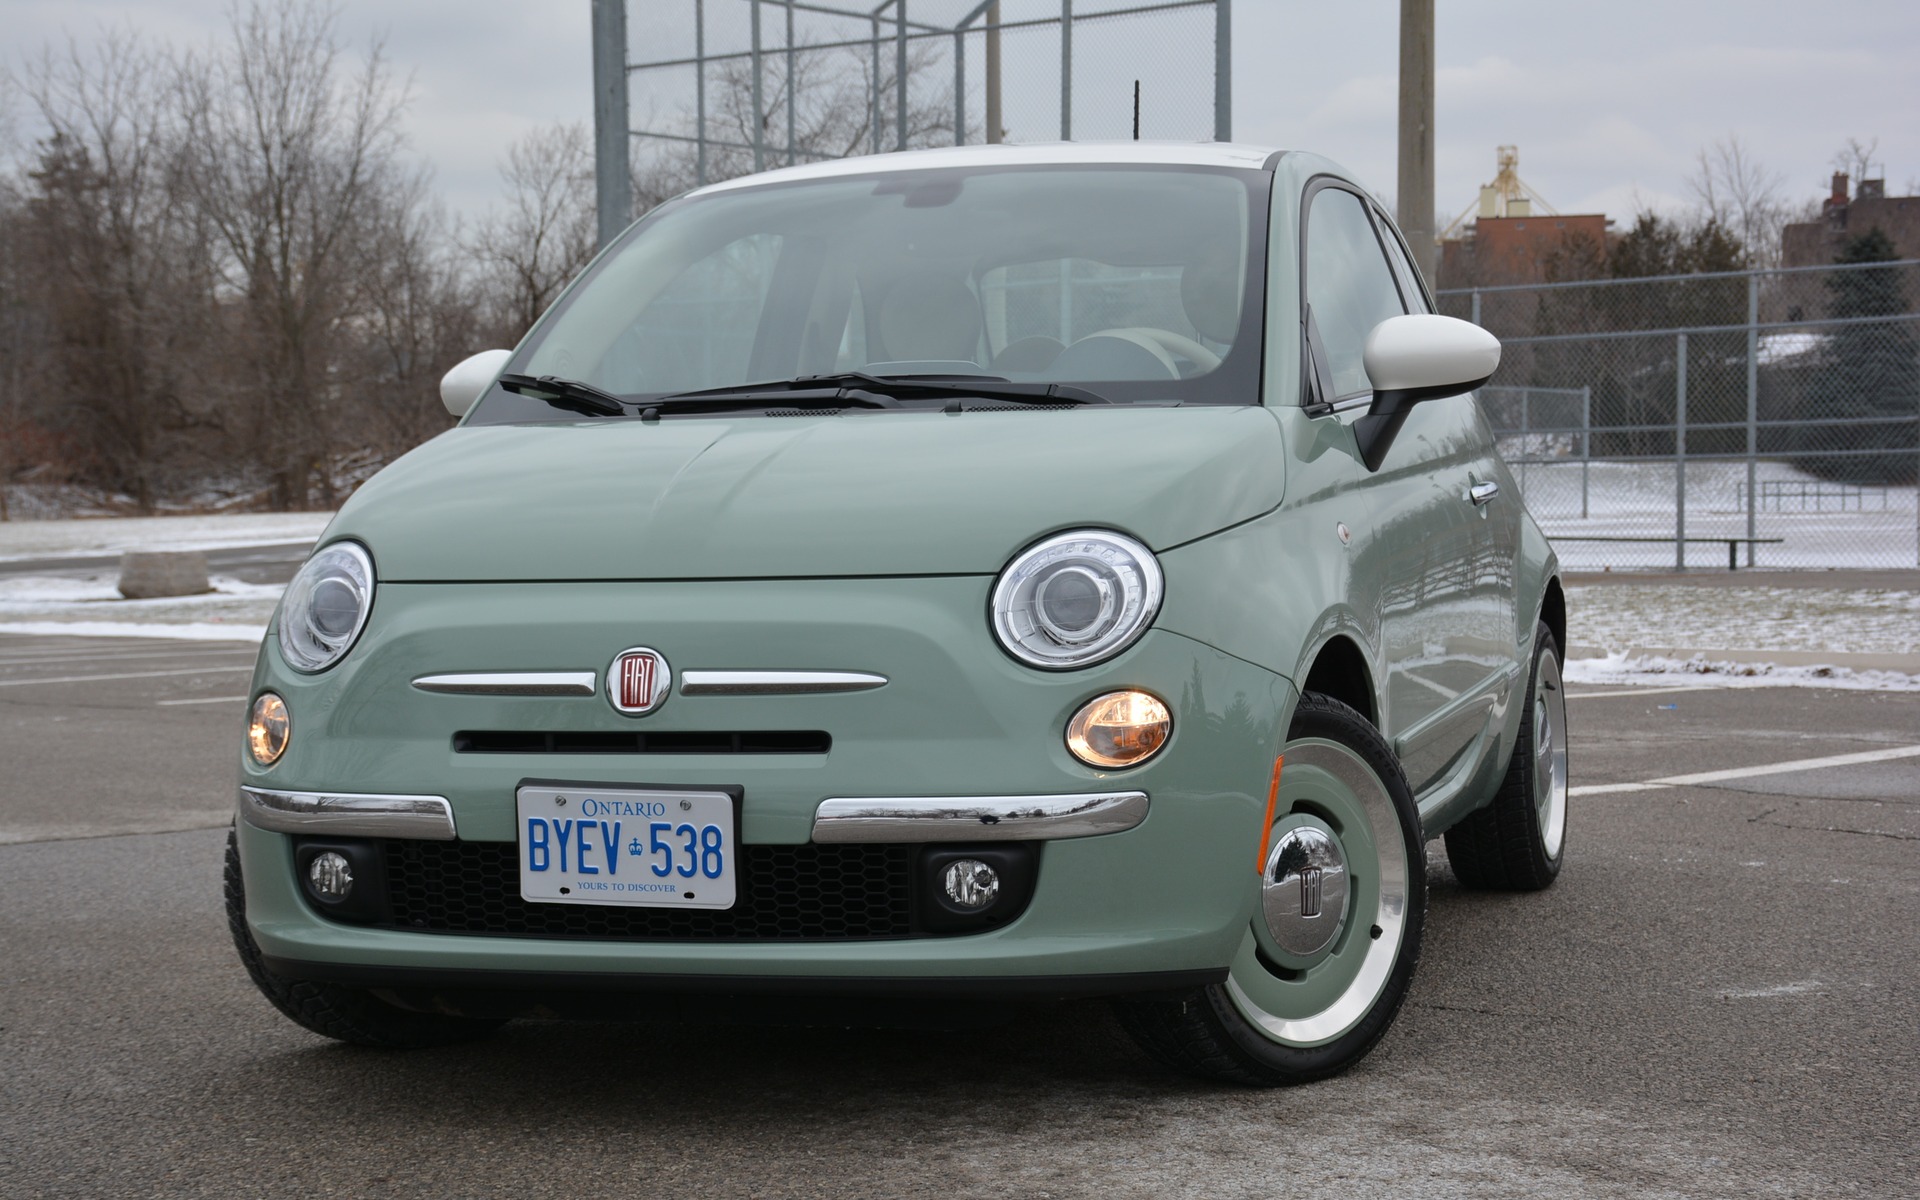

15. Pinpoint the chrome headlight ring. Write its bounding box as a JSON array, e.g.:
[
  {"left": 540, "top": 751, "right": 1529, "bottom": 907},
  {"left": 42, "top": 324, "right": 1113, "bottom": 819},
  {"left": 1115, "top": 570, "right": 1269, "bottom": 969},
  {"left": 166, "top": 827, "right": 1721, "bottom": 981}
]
[
  {"left": 277, "top": 541, "right": 375, "bottom": 673},
  {"left": 991, "top": 530, "right": 1164, "bottom": 670}
]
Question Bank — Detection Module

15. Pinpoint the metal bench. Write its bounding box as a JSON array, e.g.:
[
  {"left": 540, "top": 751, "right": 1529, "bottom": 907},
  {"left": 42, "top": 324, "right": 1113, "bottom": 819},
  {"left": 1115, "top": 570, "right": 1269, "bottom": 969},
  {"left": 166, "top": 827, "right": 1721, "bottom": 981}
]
[{"left": 1547, "top": 534, "right": 1786, "bottom": 571}]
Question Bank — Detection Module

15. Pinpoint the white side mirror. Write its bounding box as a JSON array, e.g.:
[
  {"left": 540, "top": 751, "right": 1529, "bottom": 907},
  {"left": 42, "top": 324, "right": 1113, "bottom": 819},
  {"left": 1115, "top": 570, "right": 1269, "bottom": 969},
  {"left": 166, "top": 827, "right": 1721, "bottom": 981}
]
[
  {"left": 1362, "top": 314, "right": 1501, "bottom": 395},
  {"left": 1353, "top": 315, "right": 1501, "bottom": 471},
  {"left": 440, "top": 349, "right": 514, "bottom": 417}
]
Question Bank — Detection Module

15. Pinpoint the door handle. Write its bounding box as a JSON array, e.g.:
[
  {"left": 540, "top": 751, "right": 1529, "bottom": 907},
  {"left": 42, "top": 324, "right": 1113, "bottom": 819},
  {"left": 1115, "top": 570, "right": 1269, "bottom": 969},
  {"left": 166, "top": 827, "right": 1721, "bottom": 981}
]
[{"left": 1468, "top": 480, "right": 1500, "bottom": 507}]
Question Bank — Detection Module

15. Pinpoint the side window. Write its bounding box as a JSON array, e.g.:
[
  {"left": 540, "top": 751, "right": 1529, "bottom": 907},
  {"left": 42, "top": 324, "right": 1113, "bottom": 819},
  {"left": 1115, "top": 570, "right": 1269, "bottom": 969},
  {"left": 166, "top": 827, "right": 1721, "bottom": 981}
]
[
  {"left": 1305, "top": 188, "right": 1407, "bottom": 398},
  {"left": 1375, "top": 216, "right": 1432, "bottom": 314}
]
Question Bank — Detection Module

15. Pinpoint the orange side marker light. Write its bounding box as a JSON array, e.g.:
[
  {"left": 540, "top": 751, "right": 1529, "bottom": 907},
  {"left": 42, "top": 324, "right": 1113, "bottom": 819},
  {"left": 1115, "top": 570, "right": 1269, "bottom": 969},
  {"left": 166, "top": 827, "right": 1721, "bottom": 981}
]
[{"left": 1255, "top": 754, "right": 1285, "bottom": 873}]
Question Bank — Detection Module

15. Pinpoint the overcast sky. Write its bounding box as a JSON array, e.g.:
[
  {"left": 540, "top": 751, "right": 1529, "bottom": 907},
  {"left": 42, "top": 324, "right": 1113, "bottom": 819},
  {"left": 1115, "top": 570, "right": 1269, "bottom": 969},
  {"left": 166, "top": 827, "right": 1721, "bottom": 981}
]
[{"left": 4, "top": 0, "right": 1915, "bottom": 233}]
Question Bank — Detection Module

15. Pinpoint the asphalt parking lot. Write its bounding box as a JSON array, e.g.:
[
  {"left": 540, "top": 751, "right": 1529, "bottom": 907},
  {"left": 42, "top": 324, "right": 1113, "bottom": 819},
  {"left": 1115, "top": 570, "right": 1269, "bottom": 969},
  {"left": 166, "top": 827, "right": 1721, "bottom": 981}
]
[{"left": 2, "top": 630, "right": 1915, "bottom": 1198}]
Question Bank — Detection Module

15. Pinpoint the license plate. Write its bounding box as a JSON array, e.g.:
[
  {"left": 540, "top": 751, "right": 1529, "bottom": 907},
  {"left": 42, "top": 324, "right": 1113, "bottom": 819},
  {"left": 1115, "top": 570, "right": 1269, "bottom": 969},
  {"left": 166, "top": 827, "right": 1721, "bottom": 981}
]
[{"left": 515, "top": 783, "right": 737, "bottom": 909}]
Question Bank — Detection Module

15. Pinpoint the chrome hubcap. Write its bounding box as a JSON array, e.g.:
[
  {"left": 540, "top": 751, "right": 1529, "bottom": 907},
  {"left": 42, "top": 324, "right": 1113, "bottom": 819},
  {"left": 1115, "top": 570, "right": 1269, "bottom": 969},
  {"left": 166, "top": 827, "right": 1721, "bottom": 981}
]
[
  {"left": 1261, "top": 820, "right": 1348, "bottom": 958},
  {"left": 1229, "top": 739, "right": 1410, "bottom": 1047},
  {"left": 1534, "top": 650, "right": 1568, "bottom": 860}
]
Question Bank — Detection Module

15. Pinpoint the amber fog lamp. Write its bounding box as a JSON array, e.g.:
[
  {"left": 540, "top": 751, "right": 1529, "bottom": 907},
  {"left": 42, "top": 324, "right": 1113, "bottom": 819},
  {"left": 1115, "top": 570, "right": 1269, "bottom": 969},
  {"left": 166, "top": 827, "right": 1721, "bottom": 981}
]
[
  {"left": 248, "top": 693, "right": 290, "bottom": 766},
  {"left": 1066, "top": 690, "right": 1171, "bottom": 769}
]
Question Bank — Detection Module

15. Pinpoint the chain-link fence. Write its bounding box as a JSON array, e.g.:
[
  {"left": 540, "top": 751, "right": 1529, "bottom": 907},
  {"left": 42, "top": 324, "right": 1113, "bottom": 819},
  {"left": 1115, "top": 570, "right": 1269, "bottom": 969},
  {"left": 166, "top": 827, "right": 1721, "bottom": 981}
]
[
  {"left": 620, "top": 0, "right": 1228, "bottom": 192},
  {"left": 1441, "top": 261, "right": 1920, "bottom": 570}
]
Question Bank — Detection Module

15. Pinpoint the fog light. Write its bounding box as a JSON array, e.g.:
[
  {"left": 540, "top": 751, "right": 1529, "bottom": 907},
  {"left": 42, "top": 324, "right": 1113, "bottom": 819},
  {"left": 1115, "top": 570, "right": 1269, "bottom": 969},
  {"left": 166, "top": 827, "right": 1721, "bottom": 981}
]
[
  {"left": 247, "top": 693, "right": 290, "bottom": 765},
  {"left": 1065, "top": 689, "right": 1171, "bottom": 768},
  {"left": 308, "top": 850, "right": 353, "bottom": 900},
  {"left": 941, "top": 860, "right": 1000, "bottom": 909}
]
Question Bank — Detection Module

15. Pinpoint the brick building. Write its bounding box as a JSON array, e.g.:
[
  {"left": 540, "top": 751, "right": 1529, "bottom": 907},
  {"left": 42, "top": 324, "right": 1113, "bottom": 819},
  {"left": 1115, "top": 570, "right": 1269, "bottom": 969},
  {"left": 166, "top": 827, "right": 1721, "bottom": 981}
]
[
  {"left": 1439, "top": 211, "right": 1611, "bottom": 287},
  {"left": 1782, "top": 173, "right": 1920, "bottom": 267}
]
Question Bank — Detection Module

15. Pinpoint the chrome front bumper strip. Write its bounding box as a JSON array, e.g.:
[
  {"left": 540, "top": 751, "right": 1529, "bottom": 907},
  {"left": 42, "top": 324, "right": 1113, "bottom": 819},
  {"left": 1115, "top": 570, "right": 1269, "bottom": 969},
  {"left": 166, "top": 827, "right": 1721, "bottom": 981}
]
[
  {"left": 811, "top": 791, "right": 1148, "bottom": 843},
  {"left": 410, "top": 672, "right": 597, "bottom": 696},
  {"left": 240, "top": 786, "right": 458, "bottom": 840}
]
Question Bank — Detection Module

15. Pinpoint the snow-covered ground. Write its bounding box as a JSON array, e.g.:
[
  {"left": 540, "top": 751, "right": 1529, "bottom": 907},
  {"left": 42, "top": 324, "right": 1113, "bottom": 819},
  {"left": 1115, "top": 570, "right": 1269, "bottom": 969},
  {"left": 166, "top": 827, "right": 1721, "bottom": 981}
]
[
  {"left": 0, "top": 512, "right": 333, "bottom": 562},
  {"left": 1564, "top": 652, "right": 1920, "bottom": 692},
  {"left": 0, "top": 572, "right": 283, "bottom": 641},
  {"left": 0, "top": 512, "right": 1914, "bottom": 688},
  {"left": 1509, "top": 458, "right": 1919, "bottom": 571}
]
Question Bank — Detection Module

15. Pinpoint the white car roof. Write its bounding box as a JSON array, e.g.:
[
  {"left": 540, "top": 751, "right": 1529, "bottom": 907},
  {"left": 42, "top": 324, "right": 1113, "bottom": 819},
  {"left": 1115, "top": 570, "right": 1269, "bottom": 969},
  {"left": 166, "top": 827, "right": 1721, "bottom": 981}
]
[{"left": 693, "top": 141, "right": 1283, "bottom": 195}]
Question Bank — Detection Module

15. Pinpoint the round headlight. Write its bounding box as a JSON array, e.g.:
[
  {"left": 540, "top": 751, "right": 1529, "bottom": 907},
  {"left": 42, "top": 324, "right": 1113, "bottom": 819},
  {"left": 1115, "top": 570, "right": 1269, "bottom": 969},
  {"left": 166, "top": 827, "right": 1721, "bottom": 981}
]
[
  {"left": 278, "top": 541, "right": 375, "bottom": 673},
  {"left": 991, "top": 530, "right": 1163, "bottom": 669}
]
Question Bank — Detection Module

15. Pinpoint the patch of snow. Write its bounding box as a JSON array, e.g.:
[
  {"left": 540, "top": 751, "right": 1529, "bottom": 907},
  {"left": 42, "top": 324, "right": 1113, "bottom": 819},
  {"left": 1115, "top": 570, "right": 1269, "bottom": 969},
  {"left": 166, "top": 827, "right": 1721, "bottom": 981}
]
[
  {"left": 1568, "top": 584, "right": 1920, "bottom": 656},
  {"left": 1504, "top": 457, "right": 1919, "bottom": 571},
  {"left": 1564, "top": 652, "right": 1920, "bottom": 691},
  {"left": 0, "top": 573, "right": 285, "bottom": 629},
  {"left": 0, "top": 512, "right": 334, "bottom": 562},
  {"left": 0, "top": 620, "right": 265, "bottom": 642}
]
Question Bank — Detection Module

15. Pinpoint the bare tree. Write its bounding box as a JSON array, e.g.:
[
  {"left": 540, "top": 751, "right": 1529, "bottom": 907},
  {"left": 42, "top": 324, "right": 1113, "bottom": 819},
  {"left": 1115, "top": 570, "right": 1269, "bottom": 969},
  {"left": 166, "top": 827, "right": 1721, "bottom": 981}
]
[
  {"left": 15, "top": 30, "right": 210, "bottom": 512},
  {"left": 469, "top": 122, "right": 597, "bottom": 346},
  {"left": 174, "top": 0, "right": 412, "bottom": 510},
  {"left": 352, "top": 180, "right": 477, "bottom": 458},
  {"left": 1832, "top": 136, "right": 1880, "bottom": 186}
]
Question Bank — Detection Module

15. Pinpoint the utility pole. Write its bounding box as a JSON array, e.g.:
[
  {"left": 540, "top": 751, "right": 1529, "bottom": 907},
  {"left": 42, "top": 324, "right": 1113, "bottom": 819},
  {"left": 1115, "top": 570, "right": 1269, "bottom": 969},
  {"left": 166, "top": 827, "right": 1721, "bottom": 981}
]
[
  {"left": 1396, "top": 0, "right": 1436, "bottom": 286},
  {"left": 985, "top": 3, "right": 1002, "bottom": 143},
  {"left": 591, "top": 0, "right": 632, "bottom": 249}
]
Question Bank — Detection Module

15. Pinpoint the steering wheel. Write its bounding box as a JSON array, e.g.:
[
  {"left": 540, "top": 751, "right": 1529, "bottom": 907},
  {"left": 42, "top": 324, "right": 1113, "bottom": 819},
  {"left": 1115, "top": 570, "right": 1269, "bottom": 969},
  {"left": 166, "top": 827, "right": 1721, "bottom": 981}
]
[{"left": 1082, "top": 327, "right": 1223, "bottom": 373}]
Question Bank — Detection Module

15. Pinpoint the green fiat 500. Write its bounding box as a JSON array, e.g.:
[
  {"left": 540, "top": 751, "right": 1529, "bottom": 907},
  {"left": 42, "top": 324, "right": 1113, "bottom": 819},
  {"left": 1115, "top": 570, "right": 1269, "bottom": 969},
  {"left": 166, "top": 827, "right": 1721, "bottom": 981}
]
[{"left": 228, "top": 142, "right": 1568, "bottom": 1086}]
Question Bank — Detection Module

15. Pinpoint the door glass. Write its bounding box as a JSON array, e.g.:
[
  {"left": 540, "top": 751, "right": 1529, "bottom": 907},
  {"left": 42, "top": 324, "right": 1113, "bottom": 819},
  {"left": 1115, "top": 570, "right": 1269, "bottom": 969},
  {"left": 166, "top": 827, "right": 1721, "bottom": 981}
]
[{"left": 1305, "top": 188, "right": 1407, "bottom": 398}]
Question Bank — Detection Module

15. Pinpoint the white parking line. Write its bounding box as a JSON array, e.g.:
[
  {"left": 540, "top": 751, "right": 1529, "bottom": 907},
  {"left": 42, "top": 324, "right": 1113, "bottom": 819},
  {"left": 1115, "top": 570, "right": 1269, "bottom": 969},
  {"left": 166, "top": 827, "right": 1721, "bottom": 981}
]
[
  {"left": 0, "top": 666, "right": 254, "bottom": 688},
  {"left": 1566, "top": 685, "right": 1725, "bottom": 701},
  {"left": 1571, "top": 744, "right": 1920, "bottom": 797},
  {"left": 156, "top": 695, "right": 250, "bottom": 706}
]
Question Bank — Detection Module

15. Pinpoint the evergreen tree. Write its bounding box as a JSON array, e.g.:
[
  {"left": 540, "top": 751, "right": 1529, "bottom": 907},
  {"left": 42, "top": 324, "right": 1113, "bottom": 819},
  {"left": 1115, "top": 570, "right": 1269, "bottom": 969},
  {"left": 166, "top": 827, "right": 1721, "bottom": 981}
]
[{"left": 1795, "top": 228, "right": 1919, "bottom": 483}]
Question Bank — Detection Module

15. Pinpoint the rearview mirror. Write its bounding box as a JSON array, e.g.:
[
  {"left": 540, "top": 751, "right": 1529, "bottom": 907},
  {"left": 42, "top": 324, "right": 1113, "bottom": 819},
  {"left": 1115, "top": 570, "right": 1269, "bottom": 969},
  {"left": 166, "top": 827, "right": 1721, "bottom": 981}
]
[
  {"left": 1353, "top": 315, "right": 1501, "bottom": 470},
  {"left": 440, "top": 349, "right": 513, "bottom": 417}
]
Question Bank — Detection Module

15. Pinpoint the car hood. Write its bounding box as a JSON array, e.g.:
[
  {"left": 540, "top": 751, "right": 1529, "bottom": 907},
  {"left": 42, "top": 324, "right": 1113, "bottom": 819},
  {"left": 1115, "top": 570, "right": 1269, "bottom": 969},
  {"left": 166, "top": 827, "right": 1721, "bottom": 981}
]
[{"left": 327, "top": 406, "right": 1286, "bottom": 581}]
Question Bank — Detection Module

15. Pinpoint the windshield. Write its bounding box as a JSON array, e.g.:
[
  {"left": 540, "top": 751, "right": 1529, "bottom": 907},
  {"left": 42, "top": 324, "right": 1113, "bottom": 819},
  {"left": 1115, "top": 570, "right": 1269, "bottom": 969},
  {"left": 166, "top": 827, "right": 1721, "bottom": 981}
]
[{"left": 469, "top": 163, "right": 1268, "bottom": 423}]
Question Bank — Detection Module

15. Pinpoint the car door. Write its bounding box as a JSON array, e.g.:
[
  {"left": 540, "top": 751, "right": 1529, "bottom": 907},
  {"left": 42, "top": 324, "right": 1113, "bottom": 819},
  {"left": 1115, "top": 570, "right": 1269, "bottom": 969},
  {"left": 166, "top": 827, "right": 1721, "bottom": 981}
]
[{"left": 1300, "top": 183, "right": 1511, "bottom": 796}]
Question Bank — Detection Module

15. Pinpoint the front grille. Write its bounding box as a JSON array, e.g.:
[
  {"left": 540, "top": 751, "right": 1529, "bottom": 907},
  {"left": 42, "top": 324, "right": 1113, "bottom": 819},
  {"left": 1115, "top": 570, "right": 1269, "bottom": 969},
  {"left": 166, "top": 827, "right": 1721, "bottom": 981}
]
[
  {"left": 453, "top": 730, "right": 831, "bottom": 755},
  {"left": 380, "top": 839, "right": 914, "bottom": 940}
]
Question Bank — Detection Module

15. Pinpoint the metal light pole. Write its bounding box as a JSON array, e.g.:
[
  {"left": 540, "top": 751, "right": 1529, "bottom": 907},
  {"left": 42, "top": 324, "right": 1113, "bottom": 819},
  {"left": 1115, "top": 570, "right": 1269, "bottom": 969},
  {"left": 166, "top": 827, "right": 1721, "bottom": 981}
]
[
  {"left": 1396, "top": 0, "right": 1436, "bottom": 286},
  {"left": 590, "top": 0, "right": 632, "bottom": 249}
]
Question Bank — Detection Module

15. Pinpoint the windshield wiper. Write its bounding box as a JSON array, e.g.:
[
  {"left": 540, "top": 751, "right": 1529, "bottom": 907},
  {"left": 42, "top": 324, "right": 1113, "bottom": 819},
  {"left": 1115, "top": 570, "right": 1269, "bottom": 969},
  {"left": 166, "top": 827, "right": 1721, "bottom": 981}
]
[
  {"left": 646, "top": 371, "right": 1111, "bottom": 410},
  {"left": 496, "top": 373, "right": 629, "bottom": 417}
]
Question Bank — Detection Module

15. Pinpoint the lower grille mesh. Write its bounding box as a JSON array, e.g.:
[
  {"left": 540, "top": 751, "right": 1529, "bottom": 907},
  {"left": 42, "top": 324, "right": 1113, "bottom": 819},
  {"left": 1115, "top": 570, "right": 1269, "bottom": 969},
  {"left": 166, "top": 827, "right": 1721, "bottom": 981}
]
[{"left": 380, "top": 839, "right": 915, "bottom": 940}]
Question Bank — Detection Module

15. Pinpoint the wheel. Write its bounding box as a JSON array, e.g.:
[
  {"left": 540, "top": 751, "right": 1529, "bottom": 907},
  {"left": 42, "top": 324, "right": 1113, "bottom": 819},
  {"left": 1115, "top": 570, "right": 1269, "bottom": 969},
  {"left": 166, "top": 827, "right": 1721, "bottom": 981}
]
[
  {"left": 224, "top": 828, "right": 504, "bottom": 1048},
  {"left": 1443, "top": 622, "right": 1568, "bottom": 891},
  {"left": 1116, "top": 693, "right": 1425, "bottom": 1086}
]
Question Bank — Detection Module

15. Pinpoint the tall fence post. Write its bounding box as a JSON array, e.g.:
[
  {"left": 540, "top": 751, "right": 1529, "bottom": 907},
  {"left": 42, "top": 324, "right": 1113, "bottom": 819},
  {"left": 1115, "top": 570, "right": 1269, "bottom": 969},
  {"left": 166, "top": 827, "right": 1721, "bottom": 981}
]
[
  {"left": 1060, "top": 0, "right": 1073, "bottom": 140},
  {"left": 1580, "top": 384, "right": 1592, "bottom": 519},
  {"left": 750, "top": 1, "right": 765, "bottom": 172},
  {"left": 589, "top": 0, "right": 631, "bottom": 250},
  {"left": 895, "top": 0, "right": 908, "bottom": 151},
  {"left": 953, "top": 25, "right": 966, "bottom": 145},
  {"left": 695, "top": 0, "right": 707, "bottom": 185},
  {"left": 785, "top": 1, "right": 796, "bottom": 165},
  {"left": 1470, "top": 288, "right": 1481, "bottom": 327},
  {"left": 1746, "top": 272, "right": 1760, "bottom": 566},
  {"left": 1213, "top": 0, "right": 1231, "bottom": 141},
  {"left": 1519, "top": 387, "right": 1531, "bottom": 493},
  {"left": 870, "top": 16, "right": 881, "bottom": 155},
  {"left": 1675, "top": 332, "right": 1688, "bottom": 572}
]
